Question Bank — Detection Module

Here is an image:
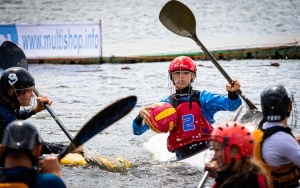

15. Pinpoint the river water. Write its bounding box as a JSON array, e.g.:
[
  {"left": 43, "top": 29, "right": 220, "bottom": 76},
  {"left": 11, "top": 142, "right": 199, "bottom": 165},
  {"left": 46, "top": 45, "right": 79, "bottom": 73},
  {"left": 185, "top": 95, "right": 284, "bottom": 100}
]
[
  {"left": 28, "top": 59, "right": 299, "bottom": 188},
  {"left": 2, "top": 0, "right": 300, "bottom": 187}
]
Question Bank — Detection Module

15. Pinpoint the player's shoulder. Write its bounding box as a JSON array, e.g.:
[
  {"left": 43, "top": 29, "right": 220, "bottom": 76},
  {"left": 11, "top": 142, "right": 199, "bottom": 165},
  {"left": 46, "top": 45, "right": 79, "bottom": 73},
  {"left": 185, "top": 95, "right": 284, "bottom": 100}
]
[{"left": 36, "top": 173, "right": 66, "bottom": 188}]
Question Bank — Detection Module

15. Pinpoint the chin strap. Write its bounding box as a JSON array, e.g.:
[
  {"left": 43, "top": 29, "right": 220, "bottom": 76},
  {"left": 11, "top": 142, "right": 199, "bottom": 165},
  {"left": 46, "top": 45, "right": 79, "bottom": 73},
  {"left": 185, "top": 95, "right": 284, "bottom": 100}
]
[
  {"left": 229, "top": 158, "right": 235, "bottom": 169},
  {"left": 23, "top": 150, "right": 39, "bottom": 166}
]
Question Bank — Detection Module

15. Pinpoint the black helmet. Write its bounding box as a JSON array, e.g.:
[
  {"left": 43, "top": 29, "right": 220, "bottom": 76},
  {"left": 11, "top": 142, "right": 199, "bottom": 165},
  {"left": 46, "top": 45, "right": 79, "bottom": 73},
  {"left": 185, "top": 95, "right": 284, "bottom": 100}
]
[
  {"left": 2, "top": 120, "right": 43, "bottom": 150},
  {"left": 0, "top": 67, "right": 34, "bottom": 90},
  {"left": 260, "top": 84, "right": 291, "bottom": 122},
  {"left": 0, "top": 67, "right": 35, "bottom": 107}
]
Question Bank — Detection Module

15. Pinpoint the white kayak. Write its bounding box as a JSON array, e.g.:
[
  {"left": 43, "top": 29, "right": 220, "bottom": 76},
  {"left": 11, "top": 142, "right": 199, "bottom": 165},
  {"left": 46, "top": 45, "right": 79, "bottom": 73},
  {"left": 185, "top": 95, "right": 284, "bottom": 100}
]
[{"left": 144, "top": 133, "right": 207, "bottom": 171}]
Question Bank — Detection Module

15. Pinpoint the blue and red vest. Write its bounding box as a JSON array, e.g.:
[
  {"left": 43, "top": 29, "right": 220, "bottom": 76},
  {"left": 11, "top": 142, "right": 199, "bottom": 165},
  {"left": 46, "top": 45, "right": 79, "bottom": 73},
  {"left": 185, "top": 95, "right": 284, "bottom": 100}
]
[{"left": 167, "top": 91, "right": 213, "bottom": 152}]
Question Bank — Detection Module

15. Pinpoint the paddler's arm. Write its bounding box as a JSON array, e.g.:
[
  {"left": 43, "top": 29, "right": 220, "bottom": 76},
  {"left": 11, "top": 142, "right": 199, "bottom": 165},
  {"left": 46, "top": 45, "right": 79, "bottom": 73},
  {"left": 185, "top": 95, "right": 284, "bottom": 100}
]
[
  {"left": 33, "top": 95, "right": 53, "bottom": 113},
  {"left": 226, "top": 79, "right": 240, "bottom": 100},
  {"left": 227, "top": 91, "right": 239, "bottom": 100},
  {"left": 18, "top": 95, "right": 53, "bottom": 119},
  {"left": 39, "top": 153, "right": 63, "bottom": 178},
  {"left": 225, "top": 79, "right": 242, "bottom": 110},
  {"left": 18, "top": 108, "right": 36, "bottom": 119},
  {"left": 132, "top": 114, "right": 150, "bottom": 135},
  {"left": 132, "top": 99, "right": 171, "bottom": 135}
]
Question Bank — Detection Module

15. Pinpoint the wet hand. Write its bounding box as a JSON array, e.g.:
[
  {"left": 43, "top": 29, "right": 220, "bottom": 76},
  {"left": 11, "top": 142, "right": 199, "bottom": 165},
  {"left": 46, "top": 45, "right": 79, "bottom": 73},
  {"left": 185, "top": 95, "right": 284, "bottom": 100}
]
[
  {"left": 39, "top": 153, "right": 62, "bottom": 178},
  {"left": 226, "top": 79, "right": 241, "bottom": 92},
  {"left": 204, "top": 160, "right": 218, "bottom": 178},
  {"left": 71, "top": 145, "right": 84, "bottom": 154},
  {"left": 139, "top": 107, "right": 151, "bottom": 125},
  {"left": 34, "top": 95, "right": 53, "bottom": 113},
  {"left": 140, "top": 103, "right": 160, "bottom": 126}
]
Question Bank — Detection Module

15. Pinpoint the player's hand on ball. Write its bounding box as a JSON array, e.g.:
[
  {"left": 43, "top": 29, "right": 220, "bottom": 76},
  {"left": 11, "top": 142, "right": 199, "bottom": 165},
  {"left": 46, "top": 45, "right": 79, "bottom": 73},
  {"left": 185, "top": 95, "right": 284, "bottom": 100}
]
[
  {"left": 140, "top": 107, "right": 151, "bottom": 123},
  {"left": 143, "top": 102, "right": 177, "bottom": 133}
]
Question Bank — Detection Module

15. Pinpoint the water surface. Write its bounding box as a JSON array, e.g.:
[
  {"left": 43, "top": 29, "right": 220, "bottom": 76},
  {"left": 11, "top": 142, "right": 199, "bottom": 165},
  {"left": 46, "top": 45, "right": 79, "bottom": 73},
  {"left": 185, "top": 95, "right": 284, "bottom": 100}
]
[
  {"left": 1, "top": 0, "right": 300, "bottom": 187},
  {"left": 29, "top": 60, "right": 299, "bottom": 187}
]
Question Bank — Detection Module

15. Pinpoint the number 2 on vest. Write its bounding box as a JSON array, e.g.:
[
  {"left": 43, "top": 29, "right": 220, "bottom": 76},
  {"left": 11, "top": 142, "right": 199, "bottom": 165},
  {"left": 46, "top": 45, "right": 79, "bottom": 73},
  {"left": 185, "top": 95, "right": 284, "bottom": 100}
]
[{"left": 182, "top": 114, "right": 195, "bottom": 131}]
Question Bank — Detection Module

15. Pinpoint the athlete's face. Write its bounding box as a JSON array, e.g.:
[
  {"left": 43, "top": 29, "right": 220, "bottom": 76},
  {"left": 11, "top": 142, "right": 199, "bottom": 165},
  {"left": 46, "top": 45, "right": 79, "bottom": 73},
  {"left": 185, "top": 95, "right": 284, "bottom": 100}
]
[
  {"left": 171, "top": 71, "right": 195, "bottom": 90},
  {"left": 17, "top": 86, "right": 35, "bottom": 106},
  {"left": 209, "top": 141, "right": 234, "bottom": 172},
  {"left": 210, "top": 141, "right": 225, "bottom": 169}
]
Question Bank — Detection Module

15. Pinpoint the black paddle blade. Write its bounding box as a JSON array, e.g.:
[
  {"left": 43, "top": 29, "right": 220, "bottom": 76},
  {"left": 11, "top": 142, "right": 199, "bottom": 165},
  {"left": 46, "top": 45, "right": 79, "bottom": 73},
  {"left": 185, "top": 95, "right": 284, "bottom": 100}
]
[
  {"left": 0, "top": 41, "right": 28, "bottom": 71},
  {"left": 58, "top": 95, "right": 137, "bottom": 160},
  {"left": 159, "top": 0, "right": 196, "bottom": 38},
  {"left": 160, "top": 1, "right": 258, "bottom": 111}
]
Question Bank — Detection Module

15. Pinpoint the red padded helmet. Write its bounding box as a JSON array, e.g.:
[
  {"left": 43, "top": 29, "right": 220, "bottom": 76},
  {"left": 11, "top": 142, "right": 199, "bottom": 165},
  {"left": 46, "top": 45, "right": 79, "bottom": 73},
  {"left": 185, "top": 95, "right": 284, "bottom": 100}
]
[
  {"left": 168, "top": 56, "right": 197, "bottom": 73},
  {"left": 210, "top": 121, "right": 254, "bottom": 163}
]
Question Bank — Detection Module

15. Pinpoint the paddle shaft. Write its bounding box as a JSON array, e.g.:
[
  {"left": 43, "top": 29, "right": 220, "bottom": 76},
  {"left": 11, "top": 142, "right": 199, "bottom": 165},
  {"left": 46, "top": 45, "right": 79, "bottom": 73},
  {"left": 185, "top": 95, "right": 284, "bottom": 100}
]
[
  {"left": 230, "top": 105, "right": 243, "bottom": 121},
  {"left": 0, "top": 41, "right": 74, "bottom": 141},
  {"left": 34, "top": 88, "right": 74, "bottom": 141},
  {"left": 197, "top": 171, "right": 209, "bottom": 188},
  {"left": 159, "top": 0, "right": 257, "bottom": 111},
  {"left": 192, "top": 34, "right": 257, "bottom": 110},
  {"left": 193, "top": 35, "right": 232, "bottom": 84},
  {"left": 196, "top": 105, "right": 243, "bottom": 187}
]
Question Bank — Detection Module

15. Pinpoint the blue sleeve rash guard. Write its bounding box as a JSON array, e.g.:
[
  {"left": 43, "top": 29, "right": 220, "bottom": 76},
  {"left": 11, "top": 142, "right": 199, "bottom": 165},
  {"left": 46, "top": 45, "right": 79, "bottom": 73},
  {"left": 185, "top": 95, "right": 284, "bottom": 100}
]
[{"left": 132, "top": 90, "right": 241, "bottom": 135}]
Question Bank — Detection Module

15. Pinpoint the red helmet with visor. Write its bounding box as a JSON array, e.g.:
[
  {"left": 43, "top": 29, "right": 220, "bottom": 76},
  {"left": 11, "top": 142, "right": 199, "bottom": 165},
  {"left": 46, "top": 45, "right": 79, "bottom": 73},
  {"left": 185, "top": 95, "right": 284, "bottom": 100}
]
[{"left": 168, "top": 56, "right": 197, "bottom": 73}]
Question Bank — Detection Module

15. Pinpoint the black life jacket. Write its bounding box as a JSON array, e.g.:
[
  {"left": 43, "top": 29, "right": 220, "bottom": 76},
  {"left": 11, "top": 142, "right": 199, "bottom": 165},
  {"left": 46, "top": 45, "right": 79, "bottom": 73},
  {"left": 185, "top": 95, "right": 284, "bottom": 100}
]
[
  {"left": 0, "top": 168, "right": 38, "bottom": 188},
  {"left": 169, "top": 90, "right": 200, "bottom": 108},
  {"left": 253, "top": 126, "right": 300, "bottom": 188}
]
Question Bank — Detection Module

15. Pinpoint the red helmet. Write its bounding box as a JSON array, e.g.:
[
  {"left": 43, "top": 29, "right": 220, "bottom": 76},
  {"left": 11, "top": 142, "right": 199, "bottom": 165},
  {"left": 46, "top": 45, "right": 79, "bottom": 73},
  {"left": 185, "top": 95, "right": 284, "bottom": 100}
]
[
  {"left": 168, "top": 56, "right": 197, "bottom": 73},
  {"left": 210, "top": 121, "right": 254, "bottom": 163}
]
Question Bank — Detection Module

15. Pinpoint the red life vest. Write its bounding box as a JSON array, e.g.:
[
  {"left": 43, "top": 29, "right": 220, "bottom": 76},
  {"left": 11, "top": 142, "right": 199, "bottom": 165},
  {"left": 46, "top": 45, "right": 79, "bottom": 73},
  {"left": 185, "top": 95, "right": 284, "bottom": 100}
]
[{"left": 167, "top": 93, "right": 213, "bottom": 152}]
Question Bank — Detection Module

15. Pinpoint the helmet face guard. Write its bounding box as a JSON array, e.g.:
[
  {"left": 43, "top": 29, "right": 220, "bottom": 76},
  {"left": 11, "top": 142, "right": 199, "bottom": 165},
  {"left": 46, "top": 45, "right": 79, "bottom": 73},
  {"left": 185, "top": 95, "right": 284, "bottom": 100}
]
[
  {"left": 287, "top": 89, "right": 298, "bottom": 129},
  {"left": 0, "top": 67, "right": 35, "bottom": 108},
  {"left": 168, "top": 56, "right": 197, "bottom": 97}
]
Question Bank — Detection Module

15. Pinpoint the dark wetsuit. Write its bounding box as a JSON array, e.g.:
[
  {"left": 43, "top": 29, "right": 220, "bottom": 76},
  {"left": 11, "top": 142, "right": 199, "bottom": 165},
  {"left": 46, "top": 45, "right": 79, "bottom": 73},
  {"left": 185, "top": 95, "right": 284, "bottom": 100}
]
[
  {"left": 0, "top": 166, "right": 66, "bottom": 188},
  {"left": 0, "top": 99, "right": 66, "bottom": 154},
  {"left": 212, "top": 170, "right": 269, "bottom": 188}
]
